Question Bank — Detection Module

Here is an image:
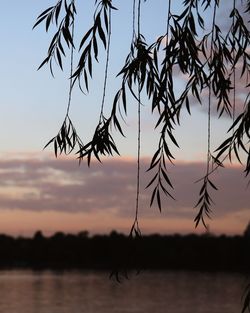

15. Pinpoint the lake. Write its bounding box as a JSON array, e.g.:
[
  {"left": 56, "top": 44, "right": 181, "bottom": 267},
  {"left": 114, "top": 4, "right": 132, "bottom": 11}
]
[{"left": 0, "top": 270, "right": 246, "bottom": 313}]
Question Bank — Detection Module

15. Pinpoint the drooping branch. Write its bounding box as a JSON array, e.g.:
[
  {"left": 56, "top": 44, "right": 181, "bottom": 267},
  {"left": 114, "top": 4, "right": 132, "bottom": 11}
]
[
  {"left": 34, "top": 0, "right": 250, "bottom": 229},
  {"left": 194, "top": 0, "right": 218, "bottom": 228}
]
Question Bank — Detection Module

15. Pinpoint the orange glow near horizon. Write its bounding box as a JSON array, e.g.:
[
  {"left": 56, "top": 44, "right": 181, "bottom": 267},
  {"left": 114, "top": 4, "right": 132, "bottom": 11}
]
[{"left": 0, "top": 208, "right": 247, "bottom": 238}]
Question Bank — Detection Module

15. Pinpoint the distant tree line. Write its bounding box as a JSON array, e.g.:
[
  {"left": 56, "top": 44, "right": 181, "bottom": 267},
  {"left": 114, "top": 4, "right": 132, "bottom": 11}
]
[{"left": 0, "top": 230, "right": 248, "bottom": 273}]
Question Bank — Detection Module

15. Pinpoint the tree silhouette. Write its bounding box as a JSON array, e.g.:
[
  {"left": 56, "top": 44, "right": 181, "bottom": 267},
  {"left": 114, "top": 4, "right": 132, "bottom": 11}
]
[{"left": 33, "top": 1, "right": 250, "bottom": 311}]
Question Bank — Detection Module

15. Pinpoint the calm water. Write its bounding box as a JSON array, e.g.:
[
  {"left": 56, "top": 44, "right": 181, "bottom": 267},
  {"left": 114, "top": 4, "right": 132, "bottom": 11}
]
[{"left": 0, "top": 270, "right": 246, "bottom": 313}]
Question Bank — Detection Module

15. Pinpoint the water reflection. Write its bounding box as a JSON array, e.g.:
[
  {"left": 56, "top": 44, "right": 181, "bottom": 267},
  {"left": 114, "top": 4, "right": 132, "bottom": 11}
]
[{"left": 0, "top": 270, "right": 245, "bottom": 313}]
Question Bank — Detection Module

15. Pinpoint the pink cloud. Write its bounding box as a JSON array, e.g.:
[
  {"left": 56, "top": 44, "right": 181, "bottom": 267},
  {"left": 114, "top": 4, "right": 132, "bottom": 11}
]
[{"left": 0, "top": 156, "right": 248, "bottom": 226}]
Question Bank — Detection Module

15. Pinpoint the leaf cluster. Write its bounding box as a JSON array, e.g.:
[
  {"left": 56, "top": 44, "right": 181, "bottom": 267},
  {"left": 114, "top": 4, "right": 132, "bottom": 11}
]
[
  {"left": 77, "top": 117, "right": 119, "bottom": 166},
  {"left": 33, "top": 0, "right": 76, "bottom": 75},
  {"left": 194, "top": 175, "right": 218, "bottom": 228},
  {"left": 44, "top": 116, "right": 83, "bottom": 157},
  {"left": 214, "top": 99, "right": 250, "bottom": 176},
  {"left": 72, "top": 0, "right": 117, "bottom": 91}
]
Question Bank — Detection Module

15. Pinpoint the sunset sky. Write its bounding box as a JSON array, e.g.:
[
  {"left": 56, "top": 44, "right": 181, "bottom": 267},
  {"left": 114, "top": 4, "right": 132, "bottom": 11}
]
[{"left": 0, "top": 1, "right": 249, "bottom": 236}]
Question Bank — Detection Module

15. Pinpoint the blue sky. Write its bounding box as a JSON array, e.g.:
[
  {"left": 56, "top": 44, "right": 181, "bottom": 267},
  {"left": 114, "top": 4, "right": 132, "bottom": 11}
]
[
  {"left": 0, "top": 1, "right": 249, "bottom": 236},
  {"left": 0, "top": 0, "right": 231, "bottom": 156},
  {"left": 0, "top": 0, "right": 213, "bottom": 155}
]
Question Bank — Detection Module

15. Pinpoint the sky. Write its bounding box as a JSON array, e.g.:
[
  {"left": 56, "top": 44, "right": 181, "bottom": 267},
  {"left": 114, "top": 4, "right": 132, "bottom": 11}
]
[{"left": 0, "top": 0, "right": 249, "bottom": 237}]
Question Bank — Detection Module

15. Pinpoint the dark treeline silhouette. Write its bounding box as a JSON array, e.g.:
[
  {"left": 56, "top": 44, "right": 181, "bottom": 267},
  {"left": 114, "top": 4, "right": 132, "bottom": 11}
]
[{"left": 0, "top": 230, "right": 249, "bottom": 272}]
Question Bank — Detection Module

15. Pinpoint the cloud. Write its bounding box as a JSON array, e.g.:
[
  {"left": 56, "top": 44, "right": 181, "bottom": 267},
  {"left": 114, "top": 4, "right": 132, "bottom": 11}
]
[
  {"left": 0, "top": 154, "right": 248, "bottom": 235},
  {"left": 170, "top": 161, "right": 249, "bottom": 216},
  {"left": 0, "top": 155, "right": 248, "bottom": 222}
]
